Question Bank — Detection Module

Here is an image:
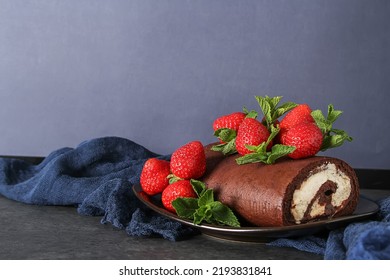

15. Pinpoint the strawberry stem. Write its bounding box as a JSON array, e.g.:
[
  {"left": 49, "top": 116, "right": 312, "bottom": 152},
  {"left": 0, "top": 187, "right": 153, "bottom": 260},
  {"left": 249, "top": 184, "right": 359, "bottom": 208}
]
[{"left": 167, "top": 174, "right": 182, "bottom": 184}]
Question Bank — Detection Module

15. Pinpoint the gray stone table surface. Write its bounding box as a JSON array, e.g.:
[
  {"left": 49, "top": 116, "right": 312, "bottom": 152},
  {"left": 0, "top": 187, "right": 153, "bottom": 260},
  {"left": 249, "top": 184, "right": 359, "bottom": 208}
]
[{"left": 0, "top": 189, "right": 388, "bottom": 260}]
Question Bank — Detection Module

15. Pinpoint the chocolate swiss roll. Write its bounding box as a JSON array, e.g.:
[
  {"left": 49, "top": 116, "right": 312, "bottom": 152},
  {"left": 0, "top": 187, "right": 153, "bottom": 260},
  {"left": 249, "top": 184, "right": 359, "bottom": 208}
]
[{"left": 202, "top": 145, "right": 360, "bottom": 227}]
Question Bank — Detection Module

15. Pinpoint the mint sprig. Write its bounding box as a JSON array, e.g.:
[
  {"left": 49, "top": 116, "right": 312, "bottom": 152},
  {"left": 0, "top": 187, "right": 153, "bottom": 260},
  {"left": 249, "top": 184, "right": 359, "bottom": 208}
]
[
  {"left": 236, "top": 124, "right": 295, "bottom": 165},
  {"left": 172, "top": 179, "right": 241, "bottom": 227},
  {"left": 255, "top": 95, "right": 297, "bottom": 130},
  {"left": 311, "top": 104, "right": 353, "bottom": 151},
  {"left": 211, "top": 128, "right": 237, "bottom": 155}
]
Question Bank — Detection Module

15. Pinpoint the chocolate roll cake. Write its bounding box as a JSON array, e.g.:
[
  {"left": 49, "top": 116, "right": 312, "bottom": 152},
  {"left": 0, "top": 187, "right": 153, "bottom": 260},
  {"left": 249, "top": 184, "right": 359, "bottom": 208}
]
[{"left": 202, "top": 145, "right": 360, "bottom": 227}]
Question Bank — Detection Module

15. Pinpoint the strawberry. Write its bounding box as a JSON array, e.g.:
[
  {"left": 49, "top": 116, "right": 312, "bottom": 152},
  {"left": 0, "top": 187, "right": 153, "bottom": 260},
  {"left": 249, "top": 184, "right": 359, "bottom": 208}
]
[
  {"left": 140, "top": 158, "right": 171, "bottom": 195},
  {"left": 170, "top": 141, "right": 206, "bottom": 179},
  {"left": 235, "top": 118, "right": 270, "bottom": 155},
  {"left": 213, "top": 112, "right": 246, "bottom": 132},
  {"left": 279, "top": 104, "right": 314, "bottom": 130},
  {"left": 280, "top": 122, "right": 323, "bottom": 159},
  {"left": 161, "top": 180, "right": 197, "bottom": 212}
]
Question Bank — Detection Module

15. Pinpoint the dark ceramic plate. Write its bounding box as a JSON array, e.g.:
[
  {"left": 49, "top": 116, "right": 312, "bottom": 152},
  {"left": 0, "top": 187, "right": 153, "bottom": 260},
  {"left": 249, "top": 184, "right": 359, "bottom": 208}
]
[{"left": 133, "top": 184, "right": 379, "bottom": 242}]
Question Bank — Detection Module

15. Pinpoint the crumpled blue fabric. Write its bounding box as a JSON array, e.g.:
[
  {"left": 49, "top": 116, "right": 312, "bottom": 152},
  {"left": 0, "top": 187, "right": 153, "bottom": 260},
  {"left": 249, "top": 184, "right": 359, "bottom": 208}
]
[
  {"left": 268, "top": 196, "right": 390, "bottom": 260},
  {"left": 0, "top": 137, "right": 197, "bottom": 241},
  {"left": 126, "top": 208, "right": 198, "bottom": 241}
]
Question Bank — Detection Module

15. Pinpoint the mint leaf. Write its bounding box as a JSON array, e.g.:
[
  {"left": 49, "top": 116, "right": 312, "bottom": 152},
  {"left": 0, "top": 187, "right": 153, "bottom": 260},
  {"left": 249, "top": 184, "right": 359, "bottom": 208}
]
[
  {"left": 266, "top": 144, "right": 296, "bottom": 164},
  {"left": 255, "top": 96, "right": 272, "bottom": 126},
  {"left": 222, "top": 139, "right": 236, "bottom": 155},
  {"left": 194, "top": 205, "right": 213, "bottom": 224},
  {"left": 172, "top": 197, "right": 199, "bottom": 219},
  {"left": 210, "top": 201, "right": 241, "bottom": 227},
  {"left": 190, "top": 179, "right": 206, "bottom": 197},
  {"left": 273, "top": 102, "right": 298, "bottom": 120},
  {"left": 321, "top": 129, "right": 353, "bottom": 151},
  {"left": 255, "top": 95, "right": 297, "bottom": 129},
  {"left": 193, "top": 209, "right": 204, "bottom": 224},
  {"left": 236, "top": 124, "right": 294, "bottom": 165},
  {"left": 311, "top": 104, "right": 353, "bottom": 151},
  {"left": 172, "top": 180, "right": 241, "bottom": 227},
  {"left": 268, "top": 95, "right": 283, "bottom": 109},
  {"left": 236, "top": 152, "right": 267, "bottom": 165},
  {"left": 327, "top": 104, "right": 343, "bottom": 123},
  {"left": 198, "top": 189, "right": 214, "bottom": 206},
  {"left": 245, "top": 109, "right": 258, "bottom": 119},
  {"left": 267, "top": 123, "right": 280, "bottom": 144},
  {"left": 212, "top": 128, "right": 238, "bottom": 155},
  {"left": 211, "top": 139, "right": 237, "bottom": 155},
  {"left": 235, "top": 144, "right": 294, "bottom": 165},
  {"left": 213, "top": 128, "right": 236, "bottom": 142},
  {"left": 311, "top": 109, "right": 331, "bottom": 134}
]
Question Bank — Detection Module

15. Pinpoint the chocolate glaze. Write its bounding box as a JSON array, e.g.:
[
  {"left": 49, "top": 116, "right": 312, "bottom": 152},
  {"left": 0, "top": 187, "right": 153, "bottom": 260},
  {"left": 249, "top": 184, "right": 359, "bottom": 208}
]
[{"left": 201, "top": 144, "right": 360, "bottom": 227}]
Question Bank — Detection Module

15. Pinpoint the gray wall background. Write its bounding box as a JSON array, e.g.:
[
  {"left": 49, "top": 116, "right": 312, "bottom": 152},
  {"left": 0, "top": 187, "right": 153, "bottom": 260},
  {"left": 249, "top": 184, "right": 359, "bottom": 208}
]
[{"left": 0, "top": 0, "right": 389, "bottom": 169}]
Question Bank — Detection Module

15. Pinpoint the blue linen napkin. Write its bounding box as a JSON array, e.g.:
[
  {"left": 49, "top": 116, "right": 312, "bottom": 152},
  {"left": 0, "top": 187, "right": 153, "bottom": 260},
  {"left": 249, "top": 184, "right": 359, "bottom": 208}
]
[
  {"left": 268, "top": 196, "right": 390, "bottom": 259},
  {"left": 0, "top": 137, "right": 197, "bottom": 241}
]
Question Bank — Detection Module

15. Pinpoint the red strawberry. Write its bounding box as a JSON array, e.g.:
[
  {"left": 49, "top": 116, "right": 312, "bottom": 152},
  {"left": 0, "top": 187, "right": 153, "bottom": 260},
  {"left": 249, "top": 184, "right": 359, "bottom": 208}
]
[
  {"left": 161, "top": 180, "right": 197, "bottom": 212},
  {"left": 280, "top": 122, "right": 323, "bottom": 159},
  {"left": 235, "top": 118, "right": 270, "bottom": 155},
  {"left": 140, "top": 158, "right": 171, "bottom": 195},
  {"left": 279, "top": 104, "right": 314, "bottom": 130},
  {"left": 170, "top": 141, "right": 206, "bottom": 179},
  {"left": 213, "top": 112, "right": 246, "bottom": 132}
]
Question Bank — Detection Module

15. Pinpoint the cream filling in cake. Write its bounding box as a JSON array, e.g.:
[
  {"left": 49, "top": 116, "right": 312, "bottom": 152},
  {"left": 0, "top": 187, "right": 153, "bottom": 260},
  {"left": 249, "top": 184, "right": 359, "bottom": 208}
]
[{"left": 291, "top": 163, "right": 351, "bottom": 224}]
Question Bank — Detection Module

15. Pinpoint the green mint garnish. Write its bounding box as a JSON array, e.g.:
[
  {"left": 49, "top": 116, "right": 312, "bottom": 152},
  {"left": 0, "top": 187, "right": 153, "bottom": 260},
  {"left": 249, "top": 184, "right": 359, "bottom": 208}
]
[
  {"left": 243, "top": 107, "right": 258, "bottom": 119},
  {"left": 311, "top": 104, "right": 353, "bottom": 151},
  {"left": 172, "top": 179, "right": 241, "bottom": 227},
  {"left": 211, "top": 128, "right": 237, "bottom": 155},
  {"left": 171, "top": 197, "right": 199, "bottom": 219},
  {"left": 236, "top": 124, "right": 295, "bottom": 165},
  {"left": 255, "top": 95, "right": 297, "bottom": 130}
]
